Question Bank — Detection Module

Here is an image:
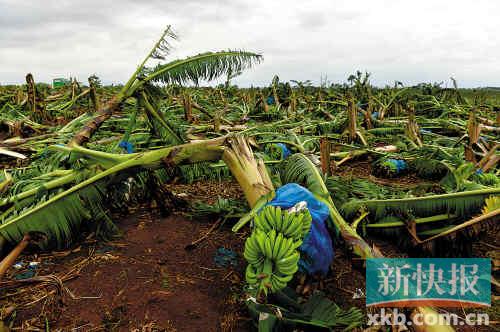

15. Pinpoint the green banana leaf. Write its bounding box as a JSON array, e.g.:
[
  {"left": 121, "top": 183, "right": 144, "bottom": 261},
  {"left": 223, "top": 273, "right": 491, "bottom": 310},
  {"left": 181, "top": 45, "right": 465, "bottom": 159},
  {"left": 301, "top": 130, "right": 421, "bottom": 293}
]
[
  {"left": 341, "top": 188, "right": 500, "bottom": 220},
  {"left": 246, "top": 289, "right": 364, "bottom": 331}
]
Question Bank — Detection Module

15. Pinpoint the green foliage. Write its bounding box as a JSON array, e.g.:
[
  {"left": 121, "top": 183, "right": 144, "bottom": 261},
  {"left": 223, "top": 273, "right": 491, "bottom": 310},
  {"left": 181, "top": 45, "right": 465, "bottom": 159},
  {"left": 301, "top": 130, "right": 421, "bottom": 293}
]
[
  {"left": 188, "top": 197, "right": 246, "bottom": 219},
  {"left": 472, "top": 172, "right": 500, "bottom": 187},
  {"left": 146, "top": 51, "right": 262, "bottom": 86},
  {"left": 246, "top": 290, "right": 364, "bottom": 331},
  {"left": 281, "top": 154, "right": 329, "bottom": 199},
  {"left": 411, "top": 158, "right": 448, "bottom": 179},
  {"left": 341, "top": 188, "right": 500, "bottom": 221},
  {"left": 0, "top": 180, "right": 112, "bottom": 248},
  {"left": 326, "top": 176, "right": 405, "bottom": 206},
  {"left": 177, "top": 161, "right": 232, "bottom": 183}
]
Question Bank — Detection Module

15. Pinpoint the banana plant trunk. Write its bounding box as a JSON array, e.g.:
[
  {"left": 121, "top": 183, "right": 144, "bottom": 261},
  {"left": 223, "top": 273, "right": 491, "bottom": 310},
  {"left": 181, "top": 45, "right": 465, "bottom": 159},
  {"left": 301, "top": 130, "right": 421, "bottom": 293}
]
[
  {"left": 88, "top": 78, "right": 100, "bottom": 112},
  {"left": 25, "top": 73, "right": 46, "bottom": 123},
  {"left": 347, "top": 98, "right": 357, "bottom": 142},
  {"left": 183, "top": 92, "right": 193, "bottom": 122},
  {"left": 222, "top": 135, "right": 274, "bottom": 207},
  {"left": 320, "top": 137, "right": 331, "bottom": 176},
  {"left": 70, "top": 97, "right": 122, "bottom": 146}
]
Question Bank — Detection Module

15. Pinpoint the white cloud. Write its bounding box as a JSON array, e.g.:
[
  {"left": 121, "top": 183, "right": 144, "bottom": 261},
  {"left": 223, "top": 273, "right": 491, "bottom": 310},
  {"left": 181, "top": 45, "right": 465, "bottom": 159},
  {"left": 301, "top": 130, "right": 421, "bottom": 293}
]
[{"left": 0, "top": 0, "right": 499, "bottom": 87}]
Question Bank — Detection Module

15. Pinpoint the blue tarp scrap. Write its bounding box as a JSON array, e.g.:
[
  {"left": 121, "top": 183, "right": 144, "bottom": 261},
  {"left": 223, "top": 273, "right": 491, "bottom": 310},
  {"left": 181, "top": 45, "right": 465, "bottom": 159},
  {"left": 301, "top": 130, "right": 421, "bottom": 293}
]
[
  {"left": 15, "top": 270, "right": 35, "bottom": 280},
  {"left": 14, "top": 261, "right": 39, "bottom": 280},
  {"left": 385, "top": 158, "right": 407, "bottom": 173},
  {"left": 371, "top": 111, "right": 379, "bottom": 120},
  {"left": 266, "top": 95, "right": 275, "bottom": 105},
  {"left": 214, "top": 247, "right": 238, "bottom": 267},
  {"left": 13, "top": 261, "right": 24, "bottom": 269},
  {"left": 118, "top": 140, "right": 134, "bottom": 153},
  {"left": 275, "top": 143, "right": 292, "bottom": 159},
  {"left": 264, "top": 183, "right": 334, "bottom": 275}
]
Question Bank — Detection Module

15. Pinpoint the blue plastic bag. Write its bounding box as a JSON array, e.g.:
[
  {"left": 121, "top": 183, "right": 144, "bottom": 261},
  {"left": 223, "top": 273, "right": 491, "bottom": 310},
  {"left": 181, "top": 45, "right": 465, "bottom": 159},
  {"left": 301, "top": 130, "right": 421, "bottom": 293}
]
[
  {"left": 265, "top": 183, "right": 334, "bottom": 275},
  {"left": 214, "top": 247, "right": 238, "bottom": 268},
  {"left": 267, "top": 95, "right": 275, "bottom": 105},
  {"left": 385, "top": 158, "right": 407, "bottom": 173},
  {"left": 275, "top": 143, "right": 292, "bottom": 159},
  {"left": 118, "top": 140, "right": 134, "bottom": 154}
]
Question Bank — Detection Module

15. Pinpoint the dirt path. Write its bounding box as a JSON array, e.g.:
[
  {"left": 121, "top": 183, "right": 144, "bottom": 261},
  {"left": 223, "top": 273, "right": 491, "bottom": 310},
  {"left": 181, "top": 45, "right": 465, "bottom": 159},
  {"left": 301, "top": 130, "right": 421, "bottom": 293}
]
[{"left": 13, "top": 208, "right": 251, "bottom": 331}]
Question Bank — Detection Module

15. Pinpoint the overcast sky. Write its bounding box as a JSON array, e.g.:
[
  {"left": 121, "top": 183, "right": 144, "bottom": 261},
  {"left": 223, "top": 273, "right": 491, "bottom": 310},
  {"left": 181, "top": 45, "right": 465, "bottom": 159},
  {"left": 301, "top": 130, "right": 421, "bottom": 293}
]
[{"left": 1, "top": 0, "right": 499, "bottom": 87}]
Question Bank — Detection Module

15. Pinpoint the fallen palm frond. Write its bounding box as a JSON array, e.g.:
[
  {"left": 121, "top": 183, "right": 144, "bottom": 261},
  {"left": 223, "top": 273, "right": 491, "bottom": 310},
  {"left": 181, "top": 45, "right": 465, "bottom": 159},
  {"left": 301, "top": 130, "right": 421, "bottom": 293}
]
[
  {"left": 415, "top": 208, "right": 499, "bottom": 244},
  {"left": 71, "top": 27, "right": 262, "bottom": 146},
  {"left": 0, "top": 175, "right": 112, "bottom": 248},
  {"left": 247, "top": 290, "right": 364, "bottom": 331},
  {"left": 405, "top": 195, "right": 500, "bottom": 244},
  {"left": 341, "top": 188, "right": 500, "bottom": 221}
]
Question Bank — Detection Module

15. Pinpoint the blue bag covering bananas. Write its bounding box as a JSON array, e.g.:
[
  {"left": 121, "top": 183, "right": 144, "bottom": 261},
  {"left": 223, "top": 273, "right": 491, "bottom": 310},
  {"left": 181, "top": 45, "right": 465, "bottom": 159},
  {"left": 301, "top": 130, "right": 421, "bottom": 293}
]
[{"left": 266, "top": 183, "right": 333, "bottom": 275}]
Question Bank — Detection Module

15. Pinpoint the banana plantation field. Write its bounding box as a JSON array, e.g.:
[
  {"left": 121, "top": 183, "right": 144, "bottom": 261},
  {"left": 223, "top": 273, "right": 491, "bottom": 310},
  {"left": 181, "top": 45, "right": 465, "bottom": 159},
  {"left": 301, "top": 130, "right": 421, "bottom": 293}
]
[{"left": 0, "top": 28, "right": 498, "bottom": 331}]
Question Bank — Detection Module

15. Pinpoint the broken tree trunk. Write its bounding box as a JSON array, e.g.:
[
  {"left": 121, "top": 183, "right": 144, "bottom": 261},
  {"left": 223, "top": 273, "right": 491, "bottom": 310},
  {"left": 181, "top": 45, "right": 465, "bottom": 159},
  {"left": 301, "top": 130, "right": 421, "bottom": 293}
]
[
  {"left": 69, "top": 97, "right": 121, "bottom": 146},
  {"left": 405, "top": 106, "right": 423, "bottom": 147},
  {"left": 183, "top": 92, "right": 193, "bottom": 122},
  {"left": 347, "top": 97, "right": 357, "bottom": 143},
  {"left": 25, "top": 73, "right": 46, "bottom": 123},
  {"left": 320, "top": 137, "right": 331, "bottom": 176},
  {"left": 477, "top": 143, "right": 499, "bottom": 172},
  {"left": 88, "top": 77, "right": 100, "bottom": 112},
  {"left": 465, "top": 109, "right": 481, "bottom": 163},
  {"left": 222, "top": 135, "right": 274, "bottom": 207},
  {"left": 260, "top": 93, "right": 269, "bottom": 113}
]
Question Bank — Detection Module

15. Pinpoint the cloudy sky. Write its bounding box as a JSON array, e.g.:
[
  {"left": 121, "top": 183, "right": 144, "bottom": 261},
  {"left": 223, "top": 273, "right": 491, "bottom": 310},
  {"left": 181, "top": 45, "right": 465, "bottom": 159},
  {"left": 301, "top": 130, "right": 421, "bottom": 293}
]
[{"left": 1, "top": 0, "right": 498, "bottom": 87}]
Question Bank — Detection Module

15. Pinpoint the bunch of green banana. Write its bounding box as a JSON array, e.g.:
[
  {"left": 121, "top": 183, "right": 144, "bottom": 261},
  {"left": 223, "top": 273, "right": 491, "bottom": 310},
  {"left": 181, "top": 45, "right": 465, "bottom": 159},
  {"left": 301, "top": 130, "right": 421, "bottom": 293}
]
[
  {"left": 253, "top": 205, "right": 312, "bottom": 240},
  {"left": 244, "top": 205, "right": 312, "bottom": 297}
]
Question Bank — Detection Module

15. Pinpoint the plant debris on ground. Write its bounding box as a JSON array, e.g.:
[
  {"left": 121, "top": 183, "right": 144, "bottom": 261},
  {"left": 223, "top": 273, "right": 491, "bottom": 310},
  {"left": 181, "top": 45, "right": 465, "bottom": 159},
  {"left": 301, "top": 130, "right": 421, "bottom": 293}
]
[{"left": 0, "top": 27, "right": 498, "bottom": 331}]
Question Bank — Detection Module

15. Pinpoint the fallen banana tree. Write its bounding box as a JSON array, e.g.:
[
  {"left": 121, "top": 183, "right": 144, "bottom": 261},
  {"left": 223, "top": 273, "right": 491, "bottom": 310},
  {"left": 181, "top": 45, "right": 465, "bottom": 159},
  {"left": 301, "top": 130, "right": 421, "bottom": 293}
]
[
  {"left": 0, "top": 134, "right": 282, "bottom": 248},
  {"left": 70, "top": 26, "right": 262, "bottom": 146},
  {"left": 0, "top": 136, "right": 229, "bottom": 247},
  {"left": 228, "top": 143, "right": 453, "bottom": 331},
  {"left": 411, "top": 196, "right": 500, "bottom": 244},
  {"left": 0, "top": 23, "right": 263, "bottom": 248},
  {"left": 341, "top": 188, "right": 500, "bottom": 222}
]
